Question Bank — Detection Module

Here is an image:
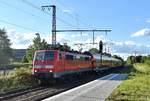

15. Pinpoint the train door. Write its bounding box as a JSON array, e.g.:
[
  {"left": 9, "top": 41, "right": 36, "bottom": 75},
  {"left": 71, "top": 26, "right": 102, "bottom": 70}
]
[
  {"left": 59, "top": 52, "right": 65, "bottom": 71},
  {"left": 62, "top": 52, "right": 65, "bottom": 71}
]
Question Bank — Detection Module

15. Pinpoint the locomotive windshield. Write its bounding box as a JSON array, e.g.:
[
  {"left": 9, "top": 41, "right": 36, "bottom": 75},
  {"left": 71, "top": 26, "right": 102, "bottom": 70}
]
[{"left": 34, "top": 51, "right": 54, "bottom": 60}]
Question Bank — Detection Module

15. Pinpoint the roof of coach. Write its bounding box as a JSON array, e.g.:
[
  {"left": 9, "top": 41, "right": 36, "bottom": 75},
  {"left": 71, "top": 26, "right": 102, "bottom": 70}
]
[
  {"left": 92, "top": 53, "right": 121, "bottom": 61},
  {"left": 64, "top": 51, "right": 91, "bottom": 58}
]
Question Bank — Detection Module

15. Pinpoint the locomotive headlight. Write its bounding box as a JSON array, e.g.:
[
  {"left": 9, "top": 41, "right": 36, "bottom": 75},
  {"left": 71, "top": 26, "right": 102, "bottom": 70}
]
[
  {"left": 45, "top": 65, "right": 53, "bottom": 68},
  {"left": 34, "top": 70, "right": 37, "bottom": 72},
  {"left": 32, "top": 69, "right": 35, "bottom": 74}
]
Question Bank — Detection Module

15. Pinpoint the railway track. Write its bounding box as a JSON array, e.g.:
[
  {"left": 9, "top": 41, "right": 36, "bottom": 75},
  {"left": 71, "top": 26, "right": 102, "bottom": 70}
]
[
  {"left": 1, "top": 72, "right": 101, "bottom": 101},
  {"left": 1, "top": 66, "right": 125, "bottom": 101},
  {"left": 3, "top": 87, "right": 66, "bottom": 101},
  {"left": 0, "top": 87, "right": 45, "bottom": 101}
]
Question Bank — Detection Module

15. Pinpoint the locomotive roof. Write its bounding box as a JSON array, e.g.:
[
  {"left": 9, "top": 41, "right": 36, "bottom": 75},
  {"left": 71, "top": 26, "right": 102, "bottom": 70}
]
[{"left": 35, "top": 50, "right": 91, "bottom": 57}]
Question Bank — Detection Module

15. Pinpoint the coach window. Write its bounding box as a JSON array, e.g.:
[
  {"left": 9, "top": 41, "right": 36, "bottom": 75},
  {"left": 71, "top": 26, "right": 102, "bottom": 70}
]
[
  {"left": 85, "top": 57, "right": 89, "bottom": 61},
  {"left": 76, "top": 55, "right": 80, "bottom": 60},
  {"left": 59, "top": 53, "right": 62, "bottom": 60},
  {"left": 65, "top": 55, "right": 74, "bottom": 60},
  {"left": 80, "top": 56, "right": 85, "bottom": 61}
]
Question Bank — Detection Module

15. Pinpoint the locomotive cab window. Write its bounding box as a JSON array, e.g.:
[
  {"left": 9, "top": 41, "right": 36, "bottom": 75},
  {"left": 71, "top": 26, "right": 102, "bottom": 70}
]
[{"left": 35, "top": 51, "right": 54, "bottom": 60}]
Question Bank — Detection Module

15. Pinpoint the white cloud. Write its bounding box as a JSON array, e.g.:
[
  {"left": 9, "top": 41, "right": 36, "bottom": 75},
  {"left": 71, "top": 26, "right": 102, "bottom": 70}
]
[
  {"left": 6, "top": 29, "right": 150, "bottom": 59},
  {"left": 124, "top": 41, "right": 135, "bottom": 46},
  {"left": 146, "top": 45, "right": 150, "bottom": 48},
  {"left": 70, "top": 33, "right": 88, "bottom": 38},
  {"left": 114, "top": 41, "right": 123, "bottom": 46},
  {"left": 62, "top": 7, "right": 74, "bottom": 13},
  {"left": 57, "top": 34, "right": 69, "bottom": 43},
  {"left": 71, "top": 35, "right": 107, "bottom": 51},
  {"left": 112, "top": 40, "right": 136, "bottom": 46},
  {"left": 62, "top": 9, "right": 72, "bottom": 13},
  {"left": 7, "top": 30, "right": 35, "bottom": 49},
  {"left": 113, "top": 52, "right": 132, "bottom": 60},
  {"left": 75, "top": 37, "right": 150, "bottom": 59},
  {"left": 131, "top": 28, "right": 150, "bottom": 37},
  {"left": 72, "top": 36, "right": 142, "bottom": 53},
  {"left": 146, "top": 18, "right": 150, "bottom": 23},
  {"left": 7, "top": 29, "right": 69, "bottom": 49},
  {"left": 10, "top": 31, "right": 100, "bottom": 50}
]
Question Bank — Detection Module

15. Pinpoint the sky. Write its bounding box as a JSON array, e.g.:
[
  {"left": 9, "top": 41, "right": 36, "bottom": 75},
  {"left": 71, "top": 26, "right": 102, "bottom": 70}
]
[{"left": 0, "top": 0, "right": 150, "bottom": 59}]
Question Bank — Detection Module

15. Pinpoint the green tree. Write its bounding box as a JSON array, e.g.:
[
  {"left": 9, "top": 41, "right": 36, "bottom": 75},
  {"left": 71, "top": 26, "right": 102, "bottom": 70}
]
[
  {"left": 0, "top": 28, "right": 12, "bottom": 65},
  {"left": 25, "top": 33, "right": 50, "bottom": 62},
  {"left": 142, "top": 56, "right": 150, "bottom": 65},
  {"left": 126, "top": 56, "right": 135, "bottom": 65},
  {"left": 22, "top": 55, "right": 28, "bottom": 63},
  {"left": 52, "top": 43, "right": 70, "bottom": 51},
  {"left": 112, "top": 55, "right": 124, "bottom": 63},
  {"left": 89, "top": 48, "right": 99, "bottom": 54}
]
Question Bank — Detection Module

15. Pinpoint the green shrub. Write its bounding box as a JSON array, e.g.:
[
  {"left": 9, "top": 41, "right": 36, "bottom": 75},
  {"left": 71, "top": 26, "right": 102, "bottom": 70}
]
[
  {"left": 133, "top": 63, "right": 150, "bottom": 74},
  {"left": 10, "top": 63, "right": 32, "bottom": 69},
  {"left": 143, "top": 56, "right": 150, "bottom": 65},
  {"left": 0, "top": 76, "right": 15, "bottom": 93},
  {"left": 0, "top": 67, "right": 38, "bottom": 93},
  {"left": 22, "top": 55, "right": 29, "bottom": 63},
  {"left": 11, "top": 67, "right": 36, "bottom": 86}
]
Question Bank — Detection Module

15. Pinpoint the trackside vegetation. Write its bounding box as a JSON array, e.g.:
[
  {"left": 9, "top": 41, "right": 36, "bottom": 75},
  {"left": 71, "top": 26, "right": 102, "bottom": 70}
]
[
  {"left": 0, "top": 67, "right": 38, "bottom": 94},
  {"left": 106, "top": 55, "right": 150, "bottom": 101},
  {"left": 0, "top": 28, "right": 12, "bottom": 65}
]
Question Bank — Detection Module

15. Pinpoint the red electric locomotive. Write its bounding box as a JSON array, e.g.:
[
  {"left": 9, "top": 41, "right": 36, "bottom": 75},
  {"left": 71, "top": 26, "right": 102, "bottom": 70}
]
[{"left": 32, "top": 50, "right": 92, "bottom": 79}]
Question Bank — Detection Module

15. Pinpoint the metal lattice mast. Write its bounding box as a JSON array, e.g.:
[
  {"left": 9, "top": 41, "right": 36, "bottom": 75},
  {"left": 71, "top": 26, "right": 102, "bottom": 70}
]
[{"left": 42, "top": 5, "right": 56, "bottom": 45}]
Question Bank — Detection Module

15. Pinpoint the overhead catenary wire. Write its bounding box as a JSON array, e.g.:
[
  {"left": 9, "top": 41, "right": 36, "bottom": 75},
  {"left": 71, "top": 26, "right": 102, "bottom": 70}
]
[
  {"left": 20, "top": 0, "right": 95, "bottom": 33},
  {"left": 55, "top": 0, "right": 93, "bottom": 28},
  {"left": 53, "top": 0, "right": 96, "bottom": 40},
  {"left": 0, "top": 0, "right": 78, "bottom": 32},
  {"left": 0, "top": 0, "right": 49, "bottom": 23},
  {"left": 40, "top": 0, "right": 81, "bottom": 29},
  {"left": 22, "top": 0, "right": 78, "bottom": 28},
  {"left": 0, "top": 0, "right": 98, "bottom": 32},
  {"left": 0, "top": 18, "right": 46, "bottom": 34}
]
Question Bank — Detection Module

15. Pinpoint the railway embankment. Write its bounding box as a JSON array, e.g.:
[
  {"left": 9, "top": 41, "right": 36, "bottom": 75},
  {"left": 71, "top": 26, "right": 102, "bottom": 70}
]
[
  {"left": 0, "top": 67, "right": 38, "bottom": 95},
  {"left": 106, "top": 63, "right": 150, "bottom": 101}
]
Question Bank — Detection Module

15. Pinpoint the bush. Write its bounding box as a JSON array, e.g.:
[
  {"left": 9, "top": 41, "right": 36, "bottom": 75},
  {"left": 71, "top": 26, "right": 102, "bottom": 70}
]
[
  {"left": 10, "top": 67, "right": 37, "bottom": 86},
  {"left": 22, "top": 55, "right": 29, "bottom": 63},
  {"left": 9, "top": 62, "right": 32, "bottom": 69},
  {"left": 0, "top": 76, "right": 15, "bottom": 93},
  {"left": 133, "top": 63, "right": 150, "bottom": 74},
  {"left": 0, "top": 67, "right": 38, "bottom": 93},
  {"left": 143, "top": 56, "right": 150, "bottom": 65}
]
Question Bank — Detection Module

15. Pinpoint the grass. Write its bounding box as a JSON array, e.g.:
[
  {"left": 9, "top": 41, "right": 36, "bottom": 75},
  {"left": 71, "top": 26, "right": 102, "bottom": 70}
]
[
  {"left": 0, "top": 67, "right": 38, "bottom": 94},
  {"left": 133, "top": 63, "right": 150, "bottom": 74},
  {"left": 0, "top": 62, "right": 32, "bottom": 70},
  {"left": 106, "top": 64, "right": 150, "bottom": 101}
]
